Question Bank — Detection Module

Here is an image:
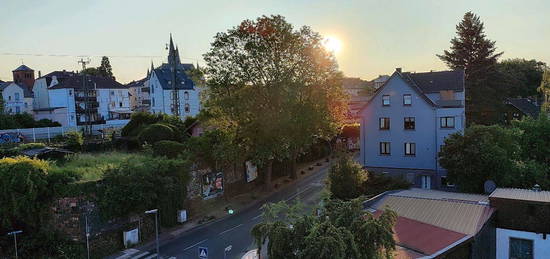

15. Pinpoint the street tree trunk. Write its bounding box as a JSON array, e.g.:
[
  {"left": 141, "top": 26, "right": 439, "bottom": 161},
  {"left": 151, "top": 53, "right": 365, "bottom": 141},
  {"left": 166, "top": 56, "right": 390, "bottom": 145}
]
[
  {"left": 265, "top": 159, "right": 273, "bottom": 191},
  {"left": 290, "top": 152, "right": 298, "bottom": 180}
]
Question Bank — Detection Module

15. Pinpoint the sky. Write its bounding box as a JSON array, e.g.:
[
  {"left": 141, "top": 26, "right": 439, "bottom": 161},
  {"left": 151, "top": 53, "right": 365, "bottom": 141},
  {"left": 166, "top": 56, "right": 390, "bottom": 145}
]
[{"left": 1, "top": 0, "right": 549, "bottom": 84}]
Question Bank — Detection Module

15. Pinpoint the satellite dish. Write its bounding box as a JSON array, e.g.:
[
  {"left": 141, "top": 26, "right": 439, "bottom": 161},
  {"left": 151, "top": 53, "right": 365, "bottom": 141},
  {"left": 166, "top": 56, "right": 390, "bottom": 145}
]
[{"left": 484, "top": 180, "right": 497, "bottom": 194}]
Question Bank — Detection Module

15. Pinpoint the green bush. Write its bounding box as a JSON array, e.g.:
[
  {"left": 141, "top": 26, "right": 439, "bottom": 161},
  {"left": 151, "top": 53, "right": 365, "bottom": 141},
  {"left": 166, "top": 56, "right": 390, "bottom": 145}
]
[
  {"left": 361, "top": 172, "right": 411, "bottom": 197},
  {"left": 97, "top": 156, "right": 191, "bottom": 227},
  {"left": 64, "top": 131, "right": 84, "bottom": 151},
  {"left": 121, "top": 112, "right": 187, "bottom": 143},
  {"left": 153, "top": 140, "right": 187, "bottom": 158},
  {"left": 15, "top": 142, "right": 47, "bottom": 151},
  {"left": 328, "top": 155, "right": 366, "bottom": 200},
  {"left": 0, "top": 113, "right": 60, "bottom": 130},
  {"left": 137, "top": 123, "right": 174, "bottom": 144}
]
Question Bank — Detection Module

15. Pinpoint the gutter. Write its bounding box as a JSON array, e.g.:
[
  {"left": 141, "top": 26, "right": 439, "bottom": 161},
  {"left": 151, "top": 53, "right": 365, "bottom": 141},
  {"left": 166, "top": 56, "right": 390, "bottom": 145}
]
[{"left": 418, "top": 235, "right": 473, "bottom": 259}]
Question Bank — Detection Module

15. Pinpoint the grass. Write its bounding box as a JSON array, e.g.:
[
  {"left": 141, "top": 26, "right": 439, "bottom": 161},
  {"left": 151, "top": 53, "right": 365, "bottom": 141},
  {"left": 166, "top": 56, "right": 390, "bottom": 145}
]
[{"left": 51, "top": 152, "right": 149, "bottom": 182}]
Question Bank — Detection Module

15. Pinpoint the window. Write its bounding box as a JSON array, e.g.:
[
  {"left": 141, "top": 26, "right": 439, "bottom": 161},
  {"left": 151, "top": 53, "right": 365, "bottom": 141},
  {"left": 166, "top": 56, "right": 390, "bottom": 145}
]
[
  {"left": 440, "top": 116, "right": 455, "bottom": 128},
  {"left": 119, "top": 102, "right": 122, "bottom": 107},
  {"left": 152, "top": 98, "right": 155, "bottom": 106},
  {"left": 379, "top": 142, "right": 390, "bottom": 155},
  {"left": 15, "top": 106, "right": 21, "bottom": 114},
  {"left": 404, "top": 117, "right": 415, "bottom": 130},
  {"left": 14, "top": 92, "right": 20, "bottom": 101},
  {"left": 379, "top": 117, "right": 390, "bottom": 130},
  {"left": 509, "top": 238, "right": 533, "bottom": 259},
  {"left": 185, "top": 103, "right": 190, "bottom": 113},
  {"left": 151, "top": 84, "right": 154, "bottom": 93},
  {"left": 441, "top": 176, "right": 454, "bottom": 187},
  {"left": 421, "top": 176, "right": 431, "bottom": 189},
  {"left": 513, "top": 112, "right": 520, "bottom": 119},
  {"left": 403, "top": 94, "right": 412, "bottom": 105},
  {"left": 69, "top": 90, "right": 73, "bottom": 96},
  {"left": 8, "top": 96, "right": 11, "bottom": 101},
  {"left": 382, "top": 95, "right": 390, "bottom": 106},
  {"left": 184, "top": 91, "right": 189, "bottom": 100},
  {"left": 404, "top": 142, "right": 416, "bottom": 156}
]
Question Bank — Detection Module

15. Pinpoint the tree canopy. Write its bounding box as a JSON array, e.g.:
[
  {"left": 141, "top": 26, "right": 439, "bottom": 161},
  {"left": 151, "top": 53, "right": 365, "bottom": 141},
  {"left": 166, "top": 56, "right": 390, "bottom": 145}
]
[
  {"left": 81, "top": 56, "right": 114, "bottom": 79},
  {"left": 202, "top": 15, "right": 347, "bottom": 188},
  {"left": 496, "top": 59, "right": 546, "bottom": 98},
  {"left": 251, "top": 199, "right": 397, "bottom": 259}
]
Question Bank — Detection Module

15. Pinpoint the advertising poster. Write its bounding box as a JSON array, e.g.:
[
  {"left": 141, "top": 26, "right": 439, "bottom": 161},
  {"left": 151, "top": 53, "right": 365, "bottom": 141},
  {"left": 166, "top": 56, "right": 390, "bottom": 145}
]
[
  {"left": 202, "top": 172, "right": 224, "bottom": 199},
  {"left": 245, "top": 161, "right": 258, "bottom": 182}
]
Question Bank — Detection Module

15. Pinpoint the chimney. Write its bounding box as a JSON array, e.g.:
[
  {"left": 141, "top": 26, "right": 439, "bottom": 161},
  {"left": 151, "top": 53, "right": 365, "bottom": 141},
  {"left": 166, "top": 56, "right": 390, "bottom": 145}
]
[
  {"left": 38, "top": 71, "right": 41, "bottom": 78},
  {"left": 396, "top": 68, "right": 402, "bottom": 73}
]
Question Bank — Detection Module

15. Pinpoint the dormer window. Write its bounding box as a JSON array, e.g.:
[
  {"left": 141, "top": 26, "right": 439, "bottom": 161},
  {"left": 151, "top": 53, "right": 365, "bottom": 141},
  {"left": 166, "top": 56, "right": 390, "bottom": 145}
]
[
  {"left": 382, "top": 95, "right": 390, "bottom": 106},
  {"left": 403, "top": 94, "right": 412, "bottom": 106}
]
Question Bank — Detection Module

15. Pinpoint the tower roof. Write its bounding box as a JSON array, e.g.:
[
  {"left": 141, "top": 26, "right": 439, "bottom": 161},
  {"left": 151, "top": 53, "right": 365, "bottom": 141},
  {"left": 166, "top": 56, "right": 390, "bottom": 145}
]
[
  {"left": 167, "top": 34, "right": 181, "bottom": 65},
  {"left": 13, "top": 64, "right": 33, "bottom": 72}
]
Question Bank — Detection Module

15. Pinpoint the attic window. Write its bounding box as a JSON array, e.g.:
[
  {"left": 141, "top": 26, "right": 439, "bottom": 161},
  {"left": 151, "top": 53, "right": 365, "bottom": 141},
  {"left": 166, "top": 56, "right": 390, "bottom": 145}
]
[{"left": 382, "top": 95, "right": 390, "bottom": 106}]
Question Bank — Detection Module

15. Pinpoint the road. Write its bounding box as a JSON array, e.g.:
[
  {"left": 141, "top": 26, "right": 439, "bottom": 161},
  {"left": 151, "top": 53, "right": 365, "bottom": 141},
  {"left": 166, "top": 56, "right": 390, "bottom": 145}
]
[{"left": 114, "top": 162, "right": 331, "bottom": 259}]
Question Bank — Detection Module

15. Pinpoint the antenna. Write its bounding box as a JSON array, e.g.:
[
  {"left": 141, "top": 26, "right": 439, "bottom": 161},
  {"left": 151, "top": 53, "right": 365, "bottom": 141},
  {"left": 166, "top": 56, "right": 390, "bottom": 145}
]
[{"left": 78, "top": 58, "right": 93, "bottom": 136}]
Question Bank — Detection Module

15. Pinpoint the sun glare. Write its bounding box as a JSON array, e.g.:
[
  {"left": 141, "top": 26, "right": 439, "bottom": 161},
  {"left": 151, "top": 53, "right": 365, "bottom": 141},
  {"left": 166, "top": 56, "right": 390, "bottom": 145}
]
[{"left": 322, "top": 36, "right": 342, "bottom": 53}]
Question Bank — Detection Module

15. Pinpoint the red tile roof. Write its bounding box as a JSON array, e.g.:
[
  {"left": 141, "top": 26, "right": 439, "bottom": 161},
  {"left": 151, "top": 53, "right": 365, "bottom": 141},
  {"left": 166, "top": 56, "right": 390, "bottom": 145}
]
[{"left": 374, "top": 210, "right": 469, "bottom": 257}]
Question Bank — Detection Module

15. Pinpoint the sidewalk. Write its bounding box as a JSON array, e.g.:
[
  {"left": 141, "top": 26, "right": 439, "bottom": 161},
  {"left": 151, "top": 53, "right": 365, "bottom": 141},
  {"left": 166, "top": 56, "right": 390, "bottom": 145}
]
[{"left": 107, "top": 155, "right": 332, "bottom": 259}]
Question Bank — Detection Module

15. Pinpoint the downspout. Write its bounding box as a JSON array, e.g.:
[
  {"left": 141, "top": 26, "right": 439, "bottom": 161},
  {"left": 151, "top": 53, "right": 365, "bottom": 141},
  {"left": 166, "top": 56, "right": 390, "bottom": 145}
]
[{"left": 434, "top": 105, "right": 438, "bottom": 189}]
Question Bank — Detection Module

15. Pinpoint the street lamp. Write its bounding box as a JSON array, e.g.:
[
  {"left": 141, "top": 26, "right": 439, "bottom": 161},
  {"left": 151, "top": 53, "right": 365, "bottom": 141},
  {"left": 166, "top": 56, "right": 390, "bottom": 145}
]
[
  {"left": 224, "top": 245, "right": 232, "bottom": 259},
  {"left": 145, "top": 209, "right": 159, "bottom": 259},
  {"left": 7, "top": 230, "right": 23, "bottom": 259}
]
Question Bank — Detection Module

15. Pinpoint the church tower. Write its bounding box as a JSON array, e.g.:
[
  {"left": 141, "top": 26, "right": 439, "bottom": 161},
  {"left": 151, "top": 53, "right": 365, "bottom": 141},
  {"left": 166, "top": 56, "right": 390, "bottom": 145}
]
[
  {"left": 167, "top": 34, "right": 181, "bottom": 65},
  {"left": 12, "top": 64, "right": 35, "bottom": 88}
]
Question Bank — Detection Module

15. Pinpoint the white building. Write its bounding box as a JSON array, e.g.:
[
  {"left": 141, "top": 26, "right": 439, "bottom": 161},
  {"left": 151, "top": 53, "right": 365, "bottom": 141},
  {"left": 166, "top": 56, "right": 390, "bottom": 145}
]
[
  {"left": 33, "top": 71, "right": 131, "bottom": 127},
  {"left": 1, "top": 82, "right": 33, "bottom": 114},
  {"left": 126, "top": 75, "right": 150, "bottom": 112},
  {"left": 148, "top": 35, "right": 201, "bottom": 119}
]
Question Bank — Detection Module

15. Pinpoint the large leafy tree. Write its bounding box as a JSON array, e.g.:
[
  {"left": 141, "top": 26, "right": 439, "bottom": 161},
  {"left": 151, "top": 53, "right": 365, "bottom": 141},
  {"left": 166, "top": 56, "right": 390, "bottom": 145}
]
[
  {"left": 328, "top": 155, "right": 366, "bottom": 200},
  {"left": 497, "top": 59, "right": 546, "bottom": 98},
  {"left": 438, "top": 12, "right": 503, "bottom": 124},
  {"left": 540, "top": 68, "right": 550, "bottom": 113},
  {"left": 252, "top": 199, "right": 396, "bottom": 259},
  {"left": 203, "top": 15, "right": 346, "bottom": 188}
]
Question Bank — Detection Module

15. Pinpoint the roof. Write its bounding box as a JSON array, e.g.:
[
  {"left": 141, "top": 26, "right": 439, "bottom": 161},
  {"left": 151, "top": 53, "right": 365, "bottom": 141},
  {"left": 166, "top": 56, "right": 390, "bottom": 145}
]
[
  {"left": 126, "top": 77, "right": 148, "bottom": 88},
  {"left": 489, "top": 188, "right": 550, "bottom": 203},
  {"left": 368, "top": 188, "right": 494, "bottom": 235},
  {"left": 505, "top": 98, "right": 540, "bottom": 117},
  {"left": 12, "top": 64, "right": 33, "bottom": 72},
  {"left": 20, "top": 147, "right": 73, "bottom": 157},
  {"left": 403, "top": 70, "right": 465, "bottom": 93},
  {"left": 49, "top": 75, "right": 126, "bottom": 90},
  {"left": 152, "top": 63, "right": 196, "bottom": 90}
]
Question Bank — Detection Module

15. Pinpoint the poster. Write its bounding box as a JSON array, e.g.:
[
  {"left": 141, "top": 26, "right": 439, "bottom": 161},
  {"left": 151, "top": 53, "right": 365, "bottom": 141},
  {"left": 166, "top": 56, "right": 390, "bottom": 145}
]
[
  {"left": 201, "top": 172, "right": 224, "bottom": 199},
  {"left": 245, "top": 161, "right": 258, "bottom": 182}
]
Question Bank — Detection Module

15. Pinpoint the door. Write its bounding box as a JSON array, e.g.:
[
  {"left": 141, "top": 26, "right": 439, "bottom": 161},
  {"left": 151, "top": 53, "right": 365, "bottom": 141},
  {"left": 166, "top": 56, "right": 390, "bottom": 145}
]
[{"left": 421, "top": 175, "right": 431, "bottom": 189}]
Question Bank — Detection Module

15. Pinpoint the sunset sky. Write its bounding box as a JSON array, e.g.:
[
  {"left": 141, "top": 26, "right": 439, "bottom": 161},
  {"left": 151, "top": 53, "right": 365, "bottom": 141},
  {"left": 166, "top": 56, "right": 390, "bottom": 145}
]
[{"left": 1, "top": 0, "right": 549, "bottom": 83}]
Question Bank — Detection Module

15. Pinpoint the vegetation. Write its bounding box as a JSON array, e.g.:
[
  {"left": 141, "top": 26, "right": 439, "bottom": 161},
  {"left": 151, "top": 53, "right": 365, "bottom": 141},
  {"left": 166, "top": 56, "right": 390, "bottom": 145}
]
[
  {"left": 540, "top": 69, "right": 550, "bottom": 113},
  {"left": 251, "top": 199, "right": 397, "bottom": 259},
  {"left": 496, "top": 58, "right": 546, "bottom": 99},
  {"left": 63, "top": 130, "right": 84, "bottom": 151},
  {"left": 203, "top": 15, "right": 347, "bottom": 188},
  {"left": 121, "top": 112, "right": 189, "bottom": 144},
  {"left": 81, "top": 56, "right": 115, "bottom": 79},
  {"left": 152, "top": 140, "right": 187, "bottom": 158},
  {"left": 329, "top": 155, "right": 366, "bottom": 200},
  {"left": 137, "top": 123, "right": 174, "bottom": 144},
  {"left": 440, "top": 118, "right": 550, "bottom": 193},
  {"left": 0, "top": 113, "right": 61, "bottom": 130},
  {"left": 361, "top": 173, "right": 411, "bottom": 198},
  {"left": 96, "top": 156, "right": 190, "bottom": 226}
]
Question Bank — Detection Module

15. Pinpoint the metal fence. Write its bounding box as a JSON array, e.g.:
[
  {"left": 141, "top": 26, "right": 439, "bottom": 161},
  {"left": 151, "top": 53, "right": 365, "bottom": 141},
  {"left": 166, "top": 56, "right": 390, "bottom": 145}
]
[{"left": 0, "top": 121, "right": 129, "bottom": 142}]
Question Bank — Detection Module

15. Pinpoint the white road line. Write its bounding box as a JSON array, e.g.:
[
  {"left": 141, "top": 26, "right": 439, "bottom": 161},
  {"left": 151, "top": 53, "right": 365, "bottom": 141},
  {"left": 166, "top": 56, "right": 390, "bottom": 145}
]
[
  {"left": 252, "top": 214, "right": 262, "bottom": 220},
  {"left": 130, "top": 251, "right": 150, "bottom": 259},
  {"left": 142, "top": 254, "right": 157, "bottom": 259},
  {"left": 183, "top": 239, "right": 208, "bottom": 251},
  {"left": 218, "top": 224, "right": 243, "bottom": 235},
  {"left": 285, "top": 185, "right": 314, "bottom": 201},
  {"left": 114, "top": 248, "right": 141, "bottom": 259}
]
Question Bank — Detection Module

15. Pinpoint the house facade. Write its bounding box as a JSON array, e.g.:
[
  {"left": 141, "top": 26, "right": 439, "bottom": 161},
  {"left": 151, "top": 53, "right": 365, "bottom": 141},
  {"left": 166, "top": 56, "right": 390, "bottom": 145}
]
[
  {"left": 148, "top": 35, "right": 201, "bottom": 119},
  {"left": 359, "top": 68, "right": 465, "bottom": 189},
  {"left": 127, "top": 76, "right": 151, "bottom": 112},
  {"left": 32, "top": 71, "right": 130, "bottom": 127},
  {"left": 1, "top": 82, "right": 33, "bottom": 114}
]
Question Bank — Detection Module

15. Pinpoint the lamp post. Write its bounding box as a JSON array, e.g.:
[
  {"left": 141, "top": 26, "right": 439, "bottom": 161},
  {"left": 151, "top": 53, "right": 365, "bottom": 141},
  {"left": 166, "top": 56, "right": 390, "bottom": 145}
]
[
  {"left": 7, "top": 230, "right": 23, "bottom": 259},
  {"left": 224, "top": 245, "right": 232, "bottom": 259},
  {"left": 85, "top": 214, "right": 90, "bottom": 259},
  {"left": 145, "top": 209, "right": 159, "bottom": 259}
]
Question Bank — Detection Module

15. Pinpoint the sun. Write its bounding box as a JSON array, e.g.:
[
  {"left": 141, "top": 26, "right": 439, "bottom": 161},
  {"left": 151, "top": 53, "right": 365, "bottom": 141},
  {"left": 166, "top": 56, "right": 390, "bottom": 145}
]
[{"left": 322, "top": 36, "right": 342, "bottom": 53}]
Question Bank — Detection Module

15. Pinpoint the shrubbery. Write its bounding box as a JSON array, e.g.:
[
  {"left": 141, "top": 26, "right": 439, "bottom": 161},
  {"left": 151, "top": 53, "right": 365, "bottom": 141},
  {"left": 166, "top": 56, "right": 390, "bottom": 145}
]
[
  {"left": 121, "top": 112, "right": 190, "bottom": 143},
  {"left": 138, "top": 123, "right": 174, "bottom": 144},
  {"left": 0, "top": 113, "right": 61, "bottom": 130},
  {"left": 153, "top": 140, "right": 187, "bottom": 158},
  {"left": 64, "top": 131, "right": 84, "bottom": 151},
  {"left": 328, "top": 155, "right": 366, "bottom": 200}
]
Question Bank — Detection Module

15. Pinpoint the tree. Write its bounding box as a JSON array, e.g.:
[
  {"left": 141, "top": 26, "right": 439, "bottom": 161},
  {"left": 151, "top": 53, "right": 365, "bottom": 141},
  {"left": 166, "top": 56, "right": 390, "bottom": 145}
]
[
  {"left": 540, "top": 68, "right": 550, "bottom": 113},
  {"left": 98, "top": 56, "right": 114, "bottom": 79},
  {"left": 328, "top": 155, "right": 366, "bottom": 200},
  {"left": 496, "top": 59, "right": 546, "bottom": 99},
  {"left": 438, "top": 12, "right": 503, "bottom": 124},
  {"left": 252, "top": 199, "right": 396, "bottom": 259},
  {"left": 203, "top": 15, "right": 346, "bottom": 189}
]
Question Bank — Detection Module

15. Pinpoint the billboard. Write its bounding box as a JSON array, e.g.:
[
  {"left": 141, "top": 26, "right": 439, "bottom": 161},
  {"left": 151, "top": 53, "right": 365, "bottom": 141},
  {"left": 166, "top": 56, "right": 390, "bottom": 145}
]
[
  {"left": 245, "top": 161, "right": 258, "bottom": 182},
  {"left": 201, "top": 172, "right": 224, "bottom": 199}
]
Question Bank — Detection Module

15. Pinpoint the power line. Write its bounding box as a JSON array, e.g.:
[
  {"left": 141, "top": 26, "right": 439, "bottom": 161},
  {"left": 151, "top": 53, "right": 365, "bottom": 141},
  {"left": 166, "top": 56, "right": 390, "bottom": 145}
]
[{"left": 0, "top": 52, "right": 201, "bottom": 62}]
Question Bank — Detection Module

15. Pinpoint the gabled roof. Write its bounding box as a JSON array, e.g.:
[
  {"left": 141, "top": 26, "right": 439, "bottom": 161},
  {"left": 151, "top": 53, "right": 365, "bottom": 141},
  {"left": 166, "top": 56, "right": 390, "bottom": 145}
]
[
  {"left": 12, "top": 64, "right": 33, "bottom": 72},
  {"left": 152, "top": 63, "right": 196, "bottom": 90},
  {"left": 126, "top": 77, "right": 148, "bottom": 88},
  {"left": 505, "top": 98, "right": 540, "bottom": 118},
  {"left": 49, "top": 75, "right": 126, "bottom": 90},
  {"left": 490, "top": 188, "right": 550, "bottom": 203},
  {"left": 0, "top": 82, "right": 33, "bottom": 97}
]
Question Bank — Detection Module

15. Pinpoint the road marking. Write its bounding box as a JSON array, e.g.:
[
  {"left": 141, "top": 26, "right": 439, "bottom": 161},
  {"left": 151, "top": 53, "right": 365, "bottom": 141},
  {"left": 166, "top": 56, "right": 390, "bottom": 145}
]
[
  {"left": 130, "top": 251, "right": 150, "bottom": 259},
  {"left": 114, "top": 248, "right": 141, "bottom": 259},
  {"left": 252, "top": 214, "right": 262, "bottom": 220},
  {"left": 218, "top": 224, "right": 243, "bottom": 235},
  {"left": 285, "top": 185, "right": 314, "bottom": 201},
  {"left": 183, "top": 239, "right": 208, "bottom": 251},
  {"left": 142, "top": 254, "right": 157, "bottom": 259}
]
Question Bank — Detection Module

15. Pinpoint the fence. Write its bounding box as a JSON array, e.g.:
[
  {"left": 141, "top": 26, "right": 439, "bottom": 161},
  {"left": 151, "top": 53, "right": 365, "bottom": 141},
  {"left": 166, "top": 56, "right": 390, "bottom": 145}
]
[{"left": 0, "top": 120, "right": 129, "bottom": 143}]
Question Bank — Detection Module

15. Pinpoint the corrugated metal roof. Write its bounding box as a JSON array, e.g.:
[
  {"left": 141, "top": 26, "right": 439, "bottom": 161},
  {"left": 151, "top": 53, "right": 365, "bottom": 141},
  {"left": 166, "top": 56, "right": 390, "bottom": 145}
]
[
  {"left": 371, "top": 190, "right": 494, "bottom": 235},
  {"left": 489, "top": 188, "right": 550, "bottom": 203},
  {"left": 392, "top": 188, "right": 489, "bottom": 203}
]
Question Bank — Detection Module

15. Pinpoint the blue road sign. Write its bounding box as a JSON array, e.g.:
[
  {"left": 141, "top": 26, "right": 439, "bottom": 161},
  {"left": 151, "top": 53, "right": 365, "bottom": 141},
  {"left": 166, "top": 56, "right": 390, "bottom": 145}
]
[{"left": 198, "top": 246, "right": 208, "bottom": 258}]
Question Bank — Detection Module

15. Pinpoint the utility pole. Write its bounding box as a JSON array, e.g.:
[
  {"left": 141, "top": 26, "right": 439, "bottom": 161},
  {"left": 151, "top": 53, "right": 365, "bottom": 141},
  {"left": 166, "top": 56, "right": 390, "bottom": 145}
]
[
  {"left": 78, "top": 58, "right": 92, "bottom": 136},
  {"left": 171, "top": 49, "right": 179, "bottom": 117}
]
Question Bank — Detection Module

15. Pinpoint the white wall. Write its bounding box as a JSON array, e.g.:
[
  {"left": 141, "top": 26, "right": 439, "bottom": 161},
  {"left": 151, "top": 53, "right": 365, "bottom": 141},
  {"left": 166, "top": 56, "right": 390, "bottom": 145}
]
[
  {"left": 48, "top": 88, "right": 76, "bottom": 126},
  {"left": 1, "top": 83, "right": 32, "bottom": 114},
  {"left": 32, "top": 78, "right": 50, "bottom": 109},
  {"left": 496, "top": 228, "right": 550, "bottom": 259}
]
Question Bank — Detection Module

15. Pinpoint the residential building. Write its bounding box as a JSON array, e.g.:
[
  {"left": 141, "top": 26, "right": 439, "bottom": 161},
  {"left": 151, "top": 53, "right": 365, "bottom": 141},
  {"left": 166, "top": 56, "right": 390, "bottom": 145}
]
[
  {"left": 32, "top": 71, "right": 130, "bottom": 127},
  {"left": 126, "top": 75, "right": 150, "bottom": 112},
  {"left": 503, "top": 97, "right": 541, "bottom": 124},
  {"left": 359, "top": 68, "right": 465, "bottom": 190},
  {"left": 1, "top": 82, "right": 33, "bottom": 114},
  {"left": 490, "top": 188, "right": 550, "bottom": 259},
  {"left": 149, "top": 35, "right": 201, "bottom": 119}
]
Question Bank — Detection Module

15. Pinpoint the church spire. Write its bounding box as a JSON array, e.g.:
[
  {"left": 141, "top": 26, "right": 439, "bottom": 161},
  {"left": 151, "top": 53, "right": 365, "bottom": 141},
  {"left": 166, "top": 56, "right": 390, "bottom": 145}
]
[{"left": 168, "top": 34, "right": 181, "bottom": 65}]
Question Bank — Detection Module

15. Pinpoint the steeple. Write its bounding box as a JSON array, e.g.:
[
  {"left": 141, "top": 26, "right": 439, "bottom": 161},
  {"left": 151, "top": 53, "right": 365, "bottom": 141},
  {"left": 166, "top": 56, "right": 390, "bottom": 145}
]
[{"left": 168, "top": 34, "right": 181, "bottom": 65}]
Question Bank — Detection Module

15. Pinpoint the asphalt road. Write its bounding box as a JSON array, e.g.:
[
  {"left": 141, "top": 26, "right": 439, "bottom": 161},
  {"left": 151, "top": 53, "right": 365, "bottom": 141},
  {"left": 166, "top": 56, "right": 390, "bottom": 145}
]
[{"left": 116, "top": 162, "right": 331, "bottom": 259}]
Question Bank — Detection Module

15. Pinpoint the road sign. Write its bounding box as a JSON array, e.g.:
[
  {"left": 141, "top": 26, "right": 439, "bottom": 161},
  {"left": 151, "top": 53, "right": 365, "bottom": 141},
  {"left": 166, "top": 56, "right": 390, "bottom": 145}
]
[{"left": 198, "top": 246, "right": 208, "bottom": 259}]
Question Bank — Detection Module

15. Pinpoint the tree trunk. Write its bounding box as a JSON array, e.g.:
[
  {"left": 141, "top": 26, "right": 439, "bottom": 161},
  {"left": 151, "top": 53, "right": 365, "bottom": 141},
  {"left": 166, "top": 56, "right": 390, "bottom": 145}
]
[
  {"left": 290, "top": 152, "right": 298, "bottom": 180},
  {"left": 265, "top": 160, "right": 273, "bottom": 191}
]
